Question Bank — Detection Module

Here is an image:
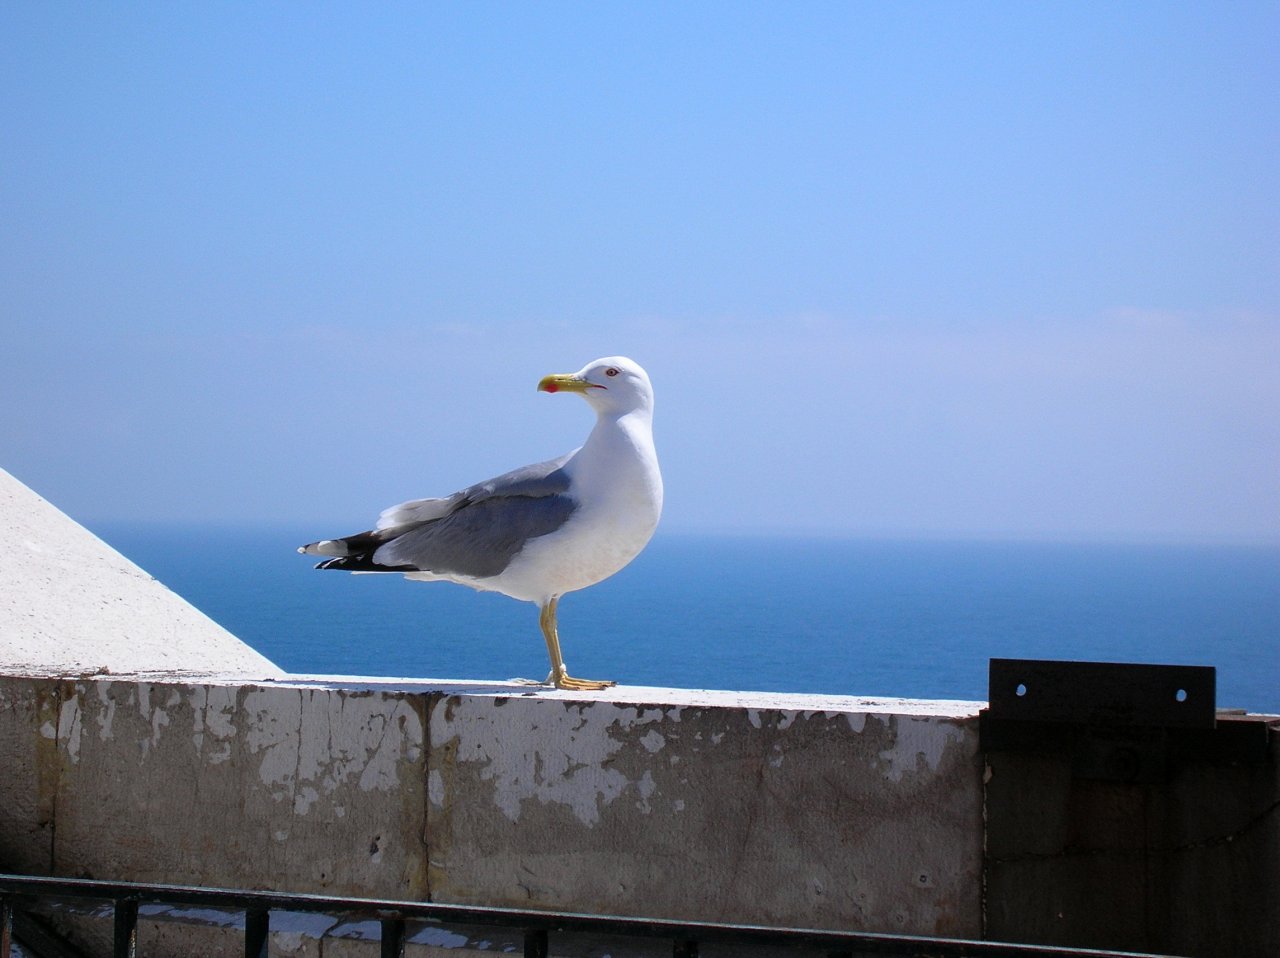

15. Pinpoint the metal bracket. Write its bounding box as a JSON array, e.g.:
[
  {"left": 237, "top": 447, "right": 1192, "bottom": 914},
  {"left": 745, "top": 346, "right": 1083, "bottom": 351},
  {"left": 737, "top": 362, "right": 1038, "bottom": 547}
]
[{"left": 980, "top": 658, "right": 1271, "bottom": 782}]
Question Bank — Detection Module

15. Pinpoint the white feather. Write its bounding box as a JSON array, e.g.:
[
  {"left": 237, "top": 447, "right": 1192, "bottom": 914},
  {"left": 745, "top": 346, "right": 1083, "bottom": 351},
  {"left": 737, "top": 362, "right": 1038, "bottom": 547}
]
[{"left": 376, "top": 495, "right": 458, "bottom": 530}]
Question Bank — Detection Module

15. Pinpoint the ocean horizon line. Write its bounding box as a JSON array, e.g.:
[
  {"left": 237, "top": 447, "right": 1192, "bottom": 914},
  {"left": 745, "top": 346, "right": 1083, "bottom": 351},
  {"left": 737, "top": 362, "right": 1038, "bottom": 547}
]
[{"left": 83, "top": 518, "right": 1280, "bottom": 553}]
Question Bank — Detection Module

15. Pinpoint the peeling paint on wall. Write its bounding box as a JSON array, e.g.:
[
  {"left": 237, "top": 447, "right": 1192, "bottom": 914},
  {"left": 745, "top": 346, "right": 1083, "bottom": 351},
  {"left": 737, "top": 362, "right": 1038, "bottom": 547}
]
[
  {"left": 4, "top": 673, "right": 991, "bottom": 940},
  {"left": 188, "top": 686, "right": 237, "bottom": 764},
  {"left": 241, "top": 688, "right": 425, "bottom": 814},
  {"left": 57, "top": 695, "right": 82, "bottom": 764},
  {"left": 874, "top": 715, "right": 968, "bottom": 782},
  {"left": 428, "top": 691, "right": 984, "bottom": 935},
  {"left": 433, "top": 699, "right": 674, "bottom": 826},
  {"left": 427, "top": 769, "right": 445, "bottom": 808},
  {"left": 140, "top": 687, "right": 179, "bottom": 757},
  {"left": 95, "top": 682, "right": 117, "bottom": 741},
  {"left": 639, "top": 729, "right": 665, "bottom": 753},
  {"left": 245, "top": 688, "right": 302, "bottom": 799}
]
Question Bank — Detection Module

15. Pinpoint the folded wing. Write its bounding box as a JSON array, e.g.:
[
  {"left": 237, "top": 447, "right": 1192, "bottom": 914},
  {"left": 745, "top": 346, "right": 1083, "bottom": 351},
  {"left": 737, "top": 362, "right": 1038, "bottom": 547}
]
[{"left": 299, "top": 452, "right": 578, "bottom": 579}]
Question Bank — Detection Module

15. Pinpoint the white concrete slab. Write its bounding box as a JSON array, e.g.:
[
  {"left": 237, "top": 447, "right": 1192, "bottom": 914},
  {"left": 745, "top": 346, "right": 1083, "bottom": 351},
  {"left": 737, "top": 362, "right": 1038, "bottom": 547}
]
[
  {"left": 0, "top": 467, "right": 283, "bottom": 679},
  {"left": 272, "top": 674, "right": 987, "bottom": 717}
]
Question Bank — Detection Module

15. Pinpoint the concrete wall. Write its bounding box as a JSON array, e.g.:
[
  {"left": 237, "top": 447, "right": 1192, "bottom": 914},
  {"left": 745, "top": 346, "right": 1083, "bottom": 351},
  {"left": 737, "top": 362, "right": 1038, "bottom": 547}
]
[
  {"left": 0, "top": 673, "right": 984, "bottom": 955},
  {"left": 429, "top": 688, "right": 981, "bottom": 931}
]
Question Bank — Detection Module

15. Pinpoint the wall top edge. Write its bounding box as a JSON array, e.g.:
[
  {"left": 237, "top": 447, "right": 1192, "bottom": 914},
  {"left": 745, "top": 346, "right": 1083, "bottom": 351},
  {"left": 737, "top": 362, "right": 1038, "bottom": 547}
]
[{"left": 0, "top": 668, "right": 987, "bottom": 717}]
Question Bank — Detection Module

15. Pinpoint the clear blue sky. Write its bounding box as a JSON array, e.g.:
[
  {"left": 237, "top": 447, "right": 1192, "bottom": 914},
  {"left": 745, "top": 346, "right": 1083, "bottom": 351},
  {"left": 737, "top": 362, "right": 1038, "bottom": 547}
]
[{"left": 2, "top": 3, "right": 1277, "bottom": 542}]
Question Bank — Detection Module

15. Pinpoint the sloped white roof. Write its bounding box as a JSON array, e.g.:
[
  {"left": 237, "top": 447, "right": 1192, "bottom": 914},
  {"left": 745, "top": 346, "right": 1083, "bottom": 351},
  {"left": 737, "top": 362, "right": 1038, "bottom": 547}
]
[{"left": 0, "top": 468, "right": 283, "bottom": 679}]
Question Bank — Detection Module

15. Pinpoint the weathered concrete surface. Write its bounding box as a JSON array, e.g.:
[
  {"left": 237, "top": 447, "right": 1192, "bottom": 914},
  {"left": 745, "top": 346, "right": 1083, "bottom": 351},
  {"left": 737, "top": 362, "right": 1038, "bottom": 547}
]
[
  {"left": 985, "top": 716, "right": 1280, "bottom": 958},
  {"left": 0, "top": 672, "right": 984, "bottom": 955},
  {"left": 0, "top": 677, "right": 59, "bottom": 875},
  {"left": 27, "top": 677, "right": 428, "bottom": 896},
  {"left": 8, "top": 679, "right": 1274, "bottom": 958},
  {"left": 429, "top": 690, "right": 982, "bottom": 935},
  {"left": 0, "top": 466, "right": 283, "bottom": 678}
]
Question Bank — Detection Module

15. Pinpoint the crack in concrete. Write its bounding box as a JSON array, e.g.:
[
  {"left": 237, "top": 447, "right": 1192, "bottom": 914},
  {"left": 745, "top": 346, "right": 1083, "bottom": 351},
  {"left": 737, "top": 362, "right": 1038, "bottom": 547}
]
[{"left": 45, "top": 680, "right": 66, "bottom": 875}]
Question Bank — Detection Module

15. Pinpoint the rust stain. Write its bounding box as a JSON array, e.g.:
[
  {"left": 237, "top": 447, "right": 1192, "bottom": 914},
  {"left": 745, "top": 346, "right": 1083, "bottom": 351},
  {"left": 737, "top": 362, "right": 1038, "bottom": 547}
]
[
  {"left": 400, "top": 689, "right": 431, "bottom": 900},
  {"left": 424, "top": 691, "right": 455, "bottom": 901},
  {"left": 33, "top": 682, "right": 62, "bottom": 822},
  {"left": 32, "top": 679, "right": 69, "bottom": 873}
]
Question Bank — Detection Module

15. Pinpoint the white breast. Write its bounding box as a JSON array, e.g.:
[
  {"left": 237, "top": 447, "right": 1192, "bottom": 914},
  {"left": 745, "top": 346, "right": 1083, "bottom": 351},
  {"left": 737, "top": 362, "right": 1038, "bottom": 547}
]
[{"left": 491, "top": 410, "right": 662, "bottom": 603}]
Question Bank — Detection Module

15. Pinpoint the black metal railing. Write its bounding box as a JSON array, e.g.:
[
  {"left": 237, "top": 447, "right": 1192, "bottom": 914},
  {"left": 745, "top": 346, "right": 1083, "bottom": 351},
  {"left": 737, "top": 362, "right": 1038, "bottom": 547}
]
[{"left": 0, "top": 873, "right": 1185, "bottom": 958}]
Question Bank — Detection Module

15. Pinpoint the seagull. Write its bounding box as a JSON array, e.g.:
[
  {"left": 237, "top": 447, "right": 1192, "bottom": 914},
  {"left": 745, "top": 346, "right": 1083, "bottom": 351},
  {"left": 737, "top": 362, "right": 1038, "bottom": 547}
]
[{"left": 299, "top": 356, "right": 662, "bottom": 690}]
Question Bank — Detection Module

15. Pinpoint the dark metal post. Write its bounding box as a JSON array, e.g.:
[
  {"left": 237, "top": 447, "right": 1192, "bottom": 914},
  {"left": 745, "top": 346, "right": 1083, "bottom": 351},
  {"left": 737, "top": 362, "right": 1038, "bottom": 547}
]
[
  {"left": 113, "top": 898, "right": 138, "bottom": 958},
  {"left": 380, "top": 917, "right": 406, "bottom": 958},
  {"left": 524, "top": 928, "right": 548, "bottom": 957},
  {"left": 244, "top": 907, "right": 269, "bottom": 958},
  {"left": 1, "top": 895, "right": 13, "bottom": 958}
]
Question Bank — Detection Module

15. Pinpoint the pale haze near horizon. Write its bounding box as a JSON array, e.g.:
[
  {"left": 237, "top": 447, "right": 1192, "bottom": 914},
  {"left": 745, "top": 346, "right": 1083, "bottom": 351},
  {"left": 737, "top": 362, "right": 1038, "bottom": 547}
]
[{"left": 2, "top": 4, "right": 1277, "bottom": 545}]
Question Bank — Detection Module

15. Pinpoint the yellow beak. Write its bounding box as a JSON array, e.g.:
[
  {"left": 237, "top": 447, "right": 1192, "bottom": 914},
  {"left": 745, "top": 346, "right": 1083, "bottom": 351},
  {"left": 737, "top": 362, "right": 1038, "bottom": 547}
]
[{"left": 538, "top": 373, "right": 594, "bottom": 394}]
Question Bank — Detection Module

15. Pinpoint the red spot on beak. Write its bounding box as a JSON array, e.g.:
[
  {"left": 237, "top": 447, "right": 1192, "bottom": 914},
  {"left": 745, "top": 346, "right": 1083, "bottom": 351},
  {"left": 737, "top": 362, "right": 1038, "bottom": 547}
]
[{"left": 543, "top": 383, "right": 558, "bottom": 393}]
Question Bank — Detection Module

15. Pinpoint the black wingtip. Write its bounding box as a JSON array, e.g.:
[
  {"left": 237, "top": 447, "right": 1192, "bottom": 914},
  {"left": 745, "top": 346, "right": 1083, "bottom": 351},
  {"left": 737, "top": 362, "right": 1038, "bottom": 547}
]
[{"left": 314, "top": 554, "right": 418, "bottom": 573}]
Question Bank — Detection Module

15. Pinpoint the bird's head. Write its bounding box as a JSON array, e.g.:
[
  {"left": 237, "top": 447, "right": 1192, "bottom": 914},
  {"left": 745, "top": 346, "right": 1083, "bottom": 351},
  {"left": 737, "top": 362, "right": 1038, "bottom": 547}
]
[{"left": 538, "top": 356, "right": 654, "bottom": 416}]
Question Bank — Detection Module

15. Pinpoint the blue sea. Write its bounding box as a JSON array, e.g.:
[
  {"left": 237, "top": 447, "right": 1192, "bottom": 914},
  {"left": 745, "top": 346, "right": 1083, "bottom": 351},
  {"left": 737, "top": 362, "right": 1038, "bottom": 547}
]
[{"left": 91, "top": 524, "right": 1280, "bottom": 714}]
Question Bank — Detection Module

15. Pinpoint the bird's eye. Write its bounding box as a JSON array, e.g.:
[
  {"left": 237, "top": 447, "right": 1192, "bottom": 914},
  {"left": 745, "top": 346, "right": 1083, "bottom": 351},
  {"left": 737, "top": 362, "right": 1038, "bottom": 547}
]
[{"left": 605, "top": 367, "right": 620, "bottom": 377}]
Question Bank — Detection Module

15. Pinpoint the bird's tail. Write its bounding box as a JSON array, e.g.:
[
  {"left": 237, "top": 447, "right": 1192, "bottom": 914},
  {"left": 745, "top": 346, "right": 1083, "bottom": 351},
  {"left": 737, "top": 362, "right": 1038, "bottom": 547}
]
[
  {"left": 298, "top": 530, "right": 417, "bottom": 572},
  {"left": 311, "top": 553, "right": 416, "bottom": 572},
  {"left": 298, "top": 528, "right": 392, "bottom": 558}
]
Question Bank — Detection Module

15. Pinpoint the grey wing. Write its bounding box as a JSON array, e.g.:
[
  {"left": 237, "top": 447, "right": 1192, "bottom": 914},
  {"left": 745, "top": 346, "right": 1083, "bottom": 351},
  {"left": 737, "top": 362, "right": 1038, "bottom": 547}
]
[
  {"left": 456, "top": 450, "right": 577, "bottom": 502},
  {"left": 372, "top": 452, "right": 578, "bottom": 578},
  {"left": 374, "top": 450, "right": 577, "bottom": 531}
]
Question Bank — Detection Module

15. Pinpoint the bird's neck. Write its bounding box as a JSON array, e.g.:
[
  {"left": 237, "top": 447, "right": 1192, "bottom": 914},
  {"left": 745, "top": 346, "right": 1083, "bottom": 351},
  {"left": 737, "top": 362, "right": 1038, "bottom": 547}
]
[
  {"left": 586, "top": 408, "right": 654, "bottom": 454},
  {"left": 572, "top": 408, "right": 662, "bottom": 518}
]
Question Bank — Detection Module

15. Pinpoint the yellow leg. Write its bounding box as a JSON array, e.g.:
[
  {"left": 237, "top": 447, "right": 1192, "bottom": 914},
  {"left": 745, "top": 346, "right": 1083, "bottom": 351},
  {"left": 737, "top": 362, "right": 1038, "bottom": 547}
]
[{"left": 539, "top": 597, "right": 616, "bottom": 691}]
